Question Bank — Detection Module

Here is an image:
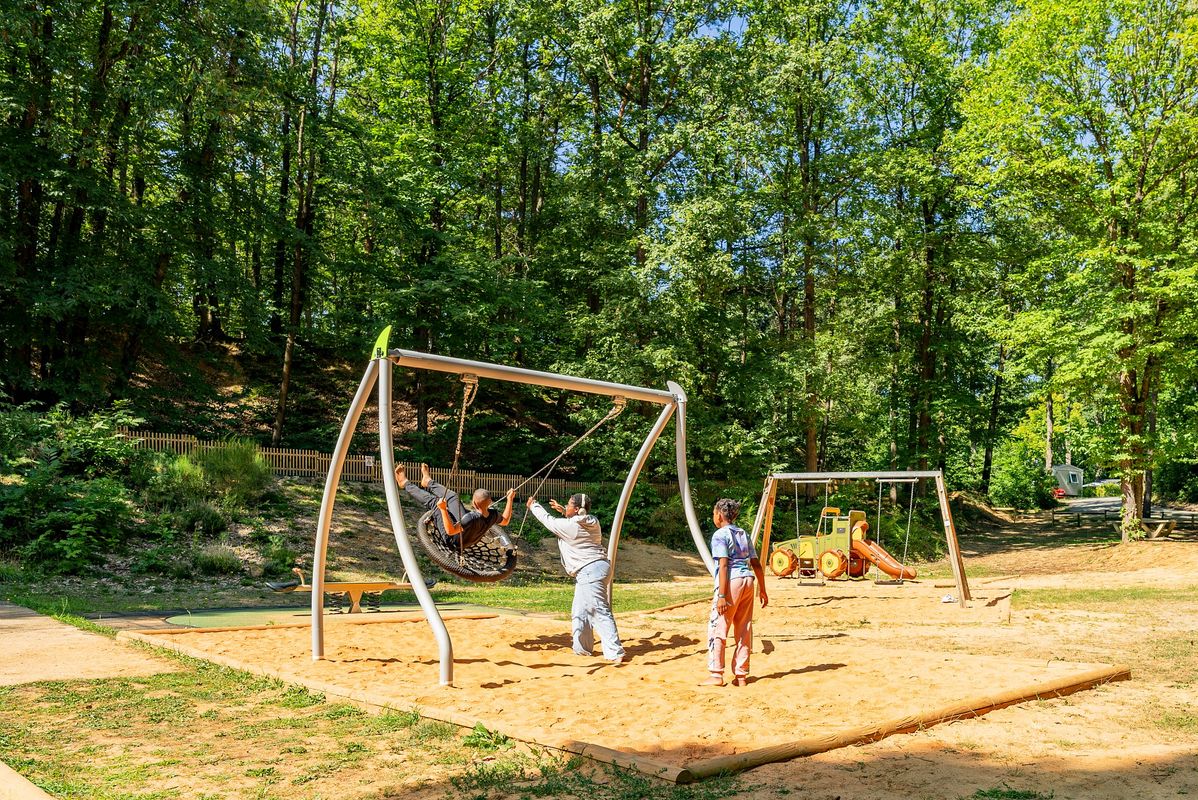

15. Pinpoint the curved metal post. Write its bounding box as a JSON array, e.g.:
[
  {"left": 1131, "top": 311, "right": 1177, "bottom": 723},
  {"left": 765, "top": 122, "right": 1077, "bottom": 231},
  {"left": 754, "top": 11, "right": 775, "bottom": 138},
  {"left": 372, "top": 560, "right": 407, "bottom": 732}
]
[
  {"left": 313, "top": 359, "right": 379, "bottom": 660},
  {"left": 668, "top": 381, "right": 716, "bottom": 576},
  {"left": 377, "top": 359, "right": 454, "bottom": 685},
  {"left": 607, "top": 402, "right": 676, "bottom": 588}
]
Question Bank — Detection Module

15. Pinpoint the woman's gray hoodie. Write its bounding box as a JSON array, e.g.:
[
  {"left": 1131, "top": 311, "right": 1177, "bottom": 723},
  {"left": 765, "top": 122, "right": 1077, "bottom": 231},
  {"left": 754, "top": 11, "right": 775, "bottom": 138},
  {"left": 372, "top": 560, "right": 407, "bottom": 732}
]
[{"left": 529, "top": 502, "right": 608, "bottom": 577}]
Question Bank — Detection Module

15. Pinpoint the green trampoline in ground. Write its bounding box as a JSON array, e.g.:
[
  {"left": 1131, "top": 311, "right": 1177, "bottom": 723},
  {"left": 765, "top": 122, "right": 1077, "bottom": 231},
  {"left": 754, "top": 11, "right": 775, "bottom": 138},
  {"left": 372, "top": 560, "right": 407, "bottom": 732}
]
[{"left": 165, "top": 603, "right": 523, "bottom": 629}]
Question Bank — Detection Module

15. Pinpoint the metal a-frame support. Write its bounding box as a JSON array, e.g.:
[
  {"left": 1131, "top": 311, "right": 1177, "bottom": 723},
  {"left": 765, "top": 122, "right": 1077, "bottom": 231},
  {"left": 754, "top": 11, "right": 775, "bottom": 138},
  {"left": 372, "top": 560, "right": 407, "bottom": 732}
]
[{"left": 310, "top": 329, "right": 716, "bottom": 685}]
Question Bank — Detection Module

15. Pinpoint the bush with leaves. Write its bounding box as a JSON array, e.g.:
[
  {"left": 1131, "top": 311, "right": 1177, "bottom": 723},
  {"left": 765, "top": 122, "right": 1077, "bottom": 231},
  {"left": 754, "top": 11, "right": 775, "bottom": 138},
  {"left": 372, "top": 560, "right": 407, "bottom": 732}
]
[
  {"left": 143, "top": 440, "right": 272, "bottom": 538},
  {"left": 0, "top": 404, "right": 148, "bottom": 572},
  {"left": 988, "top": 439, "right": 1057, "bottom": 510},
  {"left": 0, "top": 466, "right": 138, "bottom": 573},
  {"left": 194, "top": 544, "right": 243, "bottom": 576},
  {"left": 192, "top": 440, "right": 272, "bottom": 508}
]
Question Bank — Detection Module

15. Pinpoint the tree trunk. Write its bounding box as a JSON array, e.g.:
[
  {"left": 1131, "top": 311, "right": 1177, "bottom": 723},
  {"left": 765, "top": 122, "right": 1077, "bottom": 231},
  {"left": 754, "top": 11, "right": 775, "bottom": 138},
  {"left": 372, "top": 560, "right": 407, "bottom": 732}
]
[
  {"left": 1142, "top": 387, "right": 1158, "bottom": 520},
  {"left": 1044, "top": 358, "right": 1054, "bottom": 470},
  {"left": 273, "top": 0, "right": 330, "bottom": 445}
]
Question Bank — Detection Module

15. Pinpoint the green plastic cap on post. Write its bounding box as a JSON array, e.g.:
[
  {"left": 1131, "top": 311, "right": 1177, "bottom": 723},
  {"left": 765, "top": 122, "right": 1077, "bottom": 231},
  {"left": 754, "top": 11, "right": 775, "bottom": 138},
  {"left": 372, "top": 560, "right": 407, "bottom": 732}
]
[{"left": 371, "top": 326, "right": 392, "bottom": 360}]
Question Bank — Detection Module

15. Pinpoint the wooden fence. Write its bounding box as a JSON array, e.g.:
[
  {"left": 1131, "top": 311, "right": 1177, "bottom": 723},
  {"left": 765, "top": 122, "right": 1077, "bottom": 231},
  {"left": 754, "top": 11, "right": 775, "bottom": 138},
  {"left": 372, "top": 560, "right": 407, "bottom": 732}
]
[{"left": 119, "top": 429, "right": 598, "bottom": 499}]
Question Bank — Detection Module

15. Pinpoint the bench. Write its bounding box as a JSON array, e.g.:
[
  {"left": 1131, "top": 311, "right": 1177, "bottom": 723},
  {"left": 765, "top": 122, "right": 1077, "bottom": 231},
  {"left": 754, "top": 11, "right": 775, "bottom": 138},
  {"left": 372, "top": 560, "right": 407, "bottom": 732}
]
[
  {"left": 267, "top": 568, "right": 419, "bottom": 613},
  {"left": 1147, "top": 520, "right": 1177, "bottom": 539},
  {"left": 1110, "top": 519, "right": 1178, "bottom": 541}
]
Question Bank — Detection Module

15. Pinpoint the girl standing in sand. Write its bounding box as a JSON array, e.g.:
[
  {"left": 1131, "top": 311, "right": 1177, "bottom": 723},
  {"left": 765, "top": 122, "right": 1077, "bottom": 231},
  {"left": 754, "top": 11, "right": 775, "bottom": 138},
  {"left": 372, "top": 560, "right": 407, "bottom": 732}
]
[{"left": 702, "top": 498, "right": 767, "bottom": 686}]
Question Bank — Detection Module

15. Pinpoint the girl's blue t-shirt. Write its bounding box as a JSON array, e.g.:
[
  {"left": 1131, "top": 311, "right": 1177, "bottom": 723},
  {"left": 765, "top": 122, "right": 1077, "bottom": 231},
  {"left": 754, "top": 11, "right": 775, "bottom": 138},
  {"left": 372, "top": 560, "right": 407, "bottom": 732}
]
[{"left": 710, "top": 524, "right": 755, "bottom": 587}]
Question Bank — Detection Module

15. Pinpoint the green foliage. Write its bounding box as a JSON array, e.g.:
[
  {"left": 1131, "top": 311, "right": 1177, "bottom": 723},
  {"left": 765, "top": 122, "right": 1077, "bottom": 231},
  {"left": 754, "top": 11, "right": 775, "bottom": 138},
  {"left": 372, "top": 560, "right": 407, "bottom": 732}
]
[
  {"left": 17, "top": 477, "right": 136, "bottom": 573},
  {"left": 965, "top": 789, "right": 1053, "bottom": 800},
  {"left": 0, "top": 406, "right": 281, "bottom": 571},
  {"left": 193, "top": 544, "right": 242, "bottom": 576},
  {"left": 131, "top": 544, "right": 190, "bottom": 578},
  {"left": 1155, "top": 462, "right": 1198, "bottom": 503},
  {"left": 3, "top": 0, "right": 1196, "bottom": 544},
  {"left": 260, "top": 534, "right": 299, "bottom": 578},
  {"left": 461, "top": 723, "right": 511, "bottom": 751},
  {"left": 0, "top": 405, "right": 149, "bottom": 572},
  {"left": 173, "top": 500, "right": 228, "bottom": 539},
  {"left": 143, "top": 456, "right": 208, "bottom": 512},
  {"left": 191, "top": 441, "right": 272, "bottom": 508},
  {"left": 988, "top": 440, "right": 1056, "bottom": 510}
]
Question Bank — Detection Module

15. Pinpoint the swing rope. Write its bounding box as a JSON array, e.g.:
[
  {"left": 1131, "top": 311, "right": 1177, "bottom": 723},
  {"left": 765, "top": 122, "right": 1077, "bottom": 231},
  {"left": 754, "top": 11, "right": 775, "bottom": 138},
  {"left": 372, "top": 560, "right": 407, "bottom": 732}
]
[
  {"left": 448, "top": 374, "right": 479, "bottom": 485},
  {"left": 875, "top": 480, "right": 884, "bottom": 581},
  {"left": 513, "top": 397, "right": 627, "bottom": 539},
  {"left": 873, "top": 477, "right": 918, "bottom": 583}
]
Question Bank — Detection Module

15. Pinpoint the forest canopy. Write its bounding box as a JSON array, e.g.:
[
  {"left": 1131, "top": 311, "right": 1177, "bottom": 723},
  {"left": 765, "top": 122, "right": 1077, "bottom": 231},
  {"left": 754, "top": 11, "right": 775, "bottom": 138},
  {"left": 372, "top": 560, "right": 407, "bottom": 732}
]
[{"left": 2, "top": 0, "right": 1197, "bottom": 534}]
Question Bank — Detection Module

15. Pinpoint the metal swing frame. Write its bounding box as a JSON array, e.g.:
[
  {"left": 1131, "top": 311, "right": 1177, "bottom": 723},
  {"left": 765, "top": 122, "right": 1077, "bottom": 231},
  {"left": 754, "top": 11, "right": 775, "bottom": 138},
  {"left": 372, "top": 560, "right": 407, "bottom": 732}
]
[
  {"left": 747, "top": 471, "right": 971, "bottom": 605},
  {"left": 310, "top": 330, "right": 717, "bottom": 685}
]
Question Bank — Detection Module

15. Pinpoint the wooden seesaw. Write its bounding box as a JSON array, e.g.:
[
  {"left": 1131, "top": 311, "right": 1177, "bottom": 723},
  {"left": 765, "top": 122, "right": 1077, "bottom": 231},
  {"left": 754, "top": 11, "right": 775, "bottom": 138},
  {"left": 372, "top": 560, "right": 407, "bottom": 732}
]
[{"left": 268, "top": 568, "right": 431, "bottom": 613}]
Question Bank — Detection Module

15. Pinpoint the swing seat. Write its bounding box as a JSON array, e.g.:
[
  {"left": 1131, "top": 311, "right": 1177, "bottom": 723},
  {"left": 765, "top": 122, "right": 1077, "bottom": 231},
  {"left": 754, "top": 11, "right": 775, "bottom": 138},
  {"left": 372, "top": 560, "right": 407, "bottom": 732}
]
[{"left": 416, "top": 510, "right": 518, "bottom": 583}]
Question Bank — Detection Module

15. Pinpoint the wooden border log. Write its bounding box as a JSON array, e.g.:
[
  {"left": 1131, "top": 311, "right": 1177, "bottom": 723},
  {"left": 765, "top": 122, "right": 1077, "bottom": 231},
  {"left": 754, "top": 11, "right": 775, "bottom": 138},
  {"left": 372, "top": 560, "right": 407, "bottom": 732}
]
[
  {"left": 553, "top": 740, "right": 691, "bottom": 784},
  {"left": 682, "top": 663, "right": 1131, "bottom": 780}
]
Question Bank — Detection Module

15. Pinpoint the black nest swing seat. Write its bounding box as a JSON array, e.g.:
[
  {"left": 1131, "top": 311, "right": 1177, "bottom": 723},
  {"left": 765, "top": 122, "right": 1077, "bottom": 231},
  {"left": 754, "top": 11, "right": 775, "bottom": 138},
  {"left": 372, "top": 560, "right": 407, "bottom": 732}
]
[{"left": 415, "top": 509, "right": 518, "bottom": 583}]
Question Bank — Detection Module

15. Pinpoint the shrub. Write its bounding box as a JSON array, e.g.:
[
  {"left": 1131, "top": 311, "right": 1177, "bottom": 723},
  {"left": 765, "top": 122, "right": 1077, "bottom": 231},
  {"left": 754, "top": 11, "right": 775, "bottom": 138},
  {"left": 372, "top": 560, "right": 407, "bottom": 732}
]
[
  {"left": 0, "top": 404, "right": 42, "bottom": 467},
  {"left": 19, "top": 476, "right": 136, "bottom": 572},
  {"left": 261, "top": 534, "right": 299, "bottom": 577},
  {"left": 1155, "top": 462, "right": 1198, "bottom": 503},
  {"left": 174, "top": 500, "right": 228, "bottom": 538},
  {"left": 143, "top": 454, "right": 207, "bottom": 511},
  {"left": 192, "top": 440, "right": 271, "bottom": 507},
  {"left": 132, "top": 543, "right": 183, "bottom": 576},
  {"left": 988, "top": 439, "right": 1056, "bottom": 510},
  {"left": 7, "top": 403, "right": 150, "bottom": 482},
  {"left": 194, "top": 544, "right": 242, "bottom": 576}
]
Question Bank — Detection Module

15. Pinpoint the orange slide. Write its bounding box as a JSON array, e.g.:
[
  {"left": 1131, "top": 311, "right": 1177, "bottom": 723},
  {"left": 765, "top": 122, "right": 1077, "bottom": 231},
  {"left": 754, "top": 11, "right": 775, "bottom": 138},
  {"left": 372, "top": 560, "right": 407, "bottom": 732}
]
[{"left": 851, "top": 539, "right": 917, "bottom": 580}]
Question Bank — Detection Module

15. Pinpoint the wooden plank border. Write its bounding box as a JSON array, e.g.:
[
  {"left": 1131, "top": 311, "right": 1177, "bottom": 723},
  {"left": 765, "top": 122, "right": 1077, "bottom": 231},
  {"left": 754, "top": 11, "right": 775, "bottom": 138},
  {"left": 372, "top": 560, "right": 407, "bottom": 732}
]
[{"left": 683, "top": 664, "right": 1132, "bottom": 781}]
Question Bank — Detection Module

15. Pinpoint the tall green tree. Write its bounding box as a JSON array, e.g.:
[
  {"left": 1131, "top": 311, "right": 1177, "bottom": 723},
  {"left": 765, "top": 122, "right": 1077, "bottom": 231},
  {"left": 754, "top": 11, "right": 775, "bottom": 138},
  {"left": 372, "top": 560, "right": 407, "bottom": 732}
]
[{"left": 961, "top": 0, "right": 1198, "bottom": 534}]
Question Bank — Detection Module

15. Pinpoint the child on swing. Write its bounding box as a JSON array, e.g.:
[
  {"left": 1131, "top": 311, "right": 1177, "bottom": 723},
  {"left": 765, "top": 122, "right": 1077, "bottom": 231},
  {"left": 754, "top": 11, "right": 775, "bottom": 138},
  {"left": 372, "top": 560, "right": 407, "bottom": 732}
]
[
  {"left": 701, "top": 498, "right": 768, "bottom": 687},
  {"left": 395, "top": 463, "right": 515, "bottom": 549}
]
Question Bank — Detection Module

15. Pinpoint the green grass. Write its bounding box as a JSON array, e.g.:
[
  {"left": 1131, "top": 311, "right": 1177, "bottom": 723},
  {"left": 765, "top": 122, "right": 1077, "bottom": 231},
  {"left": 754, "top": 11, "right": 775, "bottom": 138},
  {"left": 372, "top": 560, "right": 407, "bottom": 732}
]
[
  {"left": 398, "top": 582, "right": 708, "bottom": 615},
  {"left": 1011, "top": 585, "right": 1198, "bottom": 610},
  {"left": 918, "top": 561, "right": 1011, "bottom": 580},
  {"left": 0, "top": 644, "right": 750, "bottom": 798},
  {"left": 1155, "top": 710, "right": 1198, "bottom": 733},
  {"left": 1, "top": 558, "right": 707, "bottom": 621},
  {"left": 964, "top": 789, "right": 1053, "bottom": 800}
]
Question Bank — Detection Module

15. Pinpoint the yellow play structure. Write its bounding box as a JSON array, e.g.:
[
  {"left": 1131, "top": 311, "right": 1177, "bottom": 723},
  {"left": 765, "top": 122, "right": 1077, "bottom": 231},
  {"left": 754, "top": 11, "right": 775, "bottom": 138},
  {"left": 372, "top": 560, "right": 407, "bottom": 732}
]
[{"left": 748, "top": 471, "right": 970, "bottom": 600}]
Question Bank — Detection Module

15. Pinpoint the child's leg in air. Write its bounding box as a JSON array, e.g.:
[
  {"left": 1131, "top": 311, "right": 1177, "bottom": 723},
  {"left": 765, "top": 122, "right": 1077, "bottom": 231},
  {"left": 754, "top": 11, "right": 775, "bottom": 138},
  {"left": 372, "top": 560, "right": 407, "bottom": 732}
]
[
  {"left": 425, "top": 481, "right": 468, "bottom": 520},
  {"left": 401, "top": 482, "right": 440, "bottom": 512}
]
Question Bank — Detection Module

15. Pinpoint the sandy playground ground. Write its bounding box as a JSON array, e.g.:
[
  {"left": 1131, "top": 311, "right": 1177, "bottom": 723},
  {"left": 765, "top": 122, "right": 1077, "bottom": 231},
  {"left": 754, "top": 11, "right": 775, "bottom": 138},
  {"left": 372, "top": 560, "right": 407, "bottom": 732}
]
[{"left": 118, "top": 552, "right": 1198, "bottom": 799}]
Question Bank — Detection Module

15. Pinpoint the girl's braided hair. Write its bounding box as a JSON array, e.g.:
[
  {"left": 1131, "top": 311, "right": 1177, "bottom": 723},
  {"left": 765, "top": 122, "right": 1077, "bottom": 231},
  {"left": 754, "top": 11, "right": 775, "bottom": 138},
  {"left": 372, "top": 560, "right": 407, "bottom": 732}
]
[{"left": 715, "top": 498, "right": 741, "bottom": 523}]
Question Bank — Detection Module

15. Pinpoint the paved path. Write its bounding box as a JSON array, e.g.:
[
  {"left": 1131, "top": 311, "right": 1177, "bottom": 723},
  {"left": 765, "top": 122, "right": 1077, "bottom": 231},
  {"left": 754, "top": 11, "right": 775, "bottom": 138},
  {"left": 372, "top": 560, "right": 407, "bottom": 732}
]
[
  {"left": 0, "top": 602, "right": 178, "bottom": 686},
  {"left": 1063, "top": 496, "right": 1197, "bottom": 525}
]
